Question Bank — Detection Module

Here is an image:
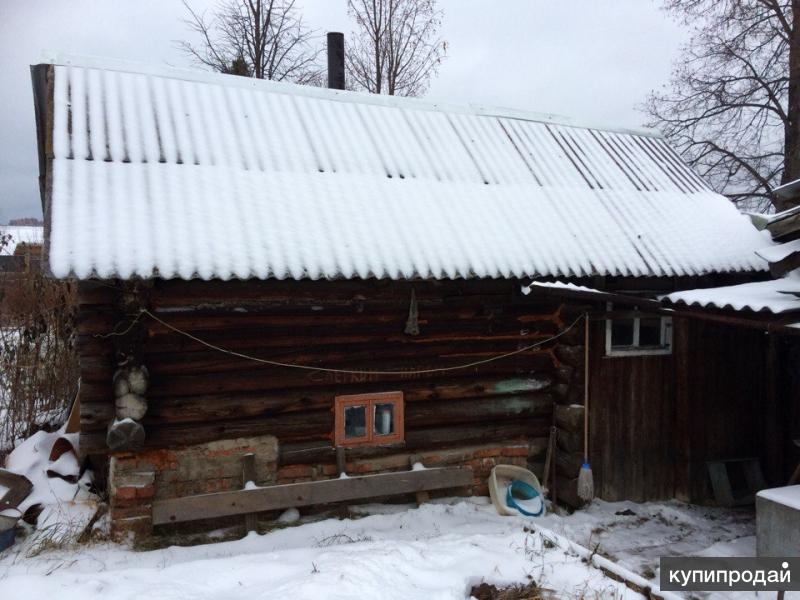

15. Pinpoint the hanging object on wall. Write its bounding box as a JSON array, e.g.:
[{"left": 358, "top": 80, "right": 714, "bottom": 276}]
[{"left": 404, "top": 288, "right": 420, "bottom": 336}]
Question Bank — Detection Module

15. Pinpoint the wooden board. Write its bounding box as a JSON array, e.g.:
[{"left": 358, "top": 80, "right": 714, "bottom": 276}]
[{"left": 152, "top": 467, "right": 472, "bottom": 525}]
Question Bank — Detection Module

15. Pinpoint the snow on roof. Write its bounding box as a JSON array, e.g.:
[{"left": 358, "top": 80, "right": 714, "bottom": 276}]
[
  {"left": 774, "top": 178, "right": 800, "bottom": 200},
  {"left": 522, "top": 281, "right": 601, "bottom": 295},
  {"left": 767, "top": 204, "right": 800, "bottom": 225},
  {"left": 757, "top": 485, "right": 800, "bottom": 510},
  {"left": 38, "top": 54, "right": 770, "bottom": 281},
  {"left": 663, "top": 275, "right": 800, "bottom": 314},
  {"left": 755, "top": 239, "right": 800, "bottom": 263},
  {"left": 0, "top": 226, "right": 44, "bottom": 256}
]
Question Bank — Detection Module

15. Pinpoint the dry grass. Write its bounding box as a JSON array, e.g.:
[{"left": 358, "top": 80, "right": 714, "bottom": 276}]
[
  {"left": 0, "top": 241, "right": 78, "bottom": 458},
  {"left": 470, "top": 582, "right": 546, "bottom": 600}
]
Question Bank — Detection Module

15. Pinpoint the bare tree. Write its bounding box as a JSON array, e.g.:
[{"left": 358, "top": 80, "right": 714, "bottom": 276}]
[
  {"left": 346, "top": 0, "right": 446, "bottom": 96},
  {"left": 179, "top": 0, "right": 322, "bottom": 84},
  {"left": 645, "top": 1, "right": 800, "bottom": 212}
]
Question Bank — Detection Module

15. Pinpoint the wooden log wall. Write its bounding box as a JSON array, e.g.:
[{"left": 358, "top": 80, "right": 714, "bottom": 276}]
[{"left": 76, "top": 278, "right": 578, "bottom": 475}]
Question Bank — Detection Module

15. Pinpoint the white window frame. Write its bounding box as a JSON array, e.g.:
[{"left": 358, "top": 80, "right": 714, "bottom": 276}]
[{"left": 605, "top": 303, "right": 672, "bottom": 357}]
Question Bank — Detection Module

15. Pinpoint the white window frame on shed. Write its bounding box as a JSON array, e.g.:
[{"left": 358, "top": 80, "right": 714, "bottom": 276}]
[{"left": 605, "top": 302, "right": 672, "bottom": 357}]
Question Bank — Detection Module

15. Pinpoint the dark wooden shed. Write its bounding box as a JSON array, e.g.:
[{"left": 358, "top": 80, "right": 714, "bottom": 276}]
[{"left": 30, "top": 54, "right": 779, "bottom": 535}]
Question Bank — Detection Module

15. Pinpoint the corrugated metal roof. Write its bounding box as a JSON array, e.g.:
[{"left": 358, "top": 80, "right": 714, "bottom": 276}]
[
  {"left": 663, "top": 277, "right": 800, "bottom": 314},
  {"left": 37, "top": 54, "right": 770, "bottom": 281}
]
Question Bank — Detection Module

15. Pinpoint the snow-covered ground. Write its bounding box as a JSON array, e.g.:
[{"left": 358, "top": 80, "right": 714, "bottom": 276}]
[
  {"left": 537, "top": 499, "right": 757, "bottom": 580},
  {"left": 0, "top": 499, "right": 637, "bottom": 600},
  {"left": 1, "top": 495, "right": 793, "bottom": 600}
]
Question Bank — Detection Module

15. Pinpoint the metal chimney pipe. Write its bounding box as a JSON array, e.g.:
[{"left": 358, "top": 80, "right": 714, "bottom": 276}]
[{"left": 327, "top": 32, "right": 345, "bottom": 90}]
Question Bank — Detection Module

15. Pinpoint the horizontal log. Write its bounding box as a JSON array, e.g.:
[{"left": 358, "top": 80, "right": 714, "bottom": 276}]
[
  {"left": 144, "top": 410, "right": 333, "bottom": 445},
  {"left": 148, "top": 278, "right": 523, "bottom": 305},
  {"left": 141, "top": 298, "right": 561, "bottom": 321},
  {"left": 142, "top": 336, "right": 558, "bottom": 378},
  {"left": 142, "top": 317, "right": 558, "bottom": 351},
  {"left": 80, "top": 400, "right": 114, "bottom": 430},
  {"left": 405, "top": 419, "right": 549, "bottom": 449},
  {"left": 142, "top": 377, "right": 554, "bottom": 425},
  {"left": 77, "top": 281, "right": 117, "bottom": 306},
  {"left": 143, "top": 306, "right": 550, "bottom": 332},
  {"left": 142, "top": 330, "right": 557, "bottom": 361},
  {"left": 81, "top": 381, "right": 113, "bottom": 403},
  {"left": 279, "top": 436, "right": 550, "bottom": 467},
  {"left": 143, "top": 363, "right": 553, "bottom": 400},
  {"left": 80, "top": 415, "right": 550, "bottom": 457},
  {"left": 405, "top": 394, "right": 553, "bottom": 428},
  {"left": 146, "top": 352, "right": 555, "bottom": 397},
  {"left": 80, "top": 431, "right": 112, "bottom": 456},
  {"left": 145, "top": 331, "right": 549, "bottom": 358},
  {"left": 152, "top": 467, "right": 473, "bottom": 525}
]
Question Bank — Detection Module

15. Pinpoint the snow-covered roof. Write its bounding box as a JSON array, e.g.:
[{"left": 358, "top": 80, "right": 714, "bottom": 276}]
[
  {"left": 37, "top": 54, "right": 770, "bottom": 281},
  {"left": 522, "top": 281, "right": 601, "bottom": 295},
  {"left": 0, "top": 226, "right": 44, "bottom": 256},
  {"left": 774, "top": 178, "right": 800, "bottom": 200},
  {"left": 755, "top": 239, "right": 800, "bottom": 264},
  {"left": 663, "top": 276, "right": 800, "bottom": 314},
  {"left": 767, "top": 205, "right": 800, "bottom": 224}
]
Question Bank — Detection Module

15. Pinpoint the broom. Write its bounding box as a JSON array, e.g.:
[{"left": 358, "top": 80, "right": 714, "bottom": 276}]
[{"left": 577, "top": 312, "right": 594, "bottom": 503}]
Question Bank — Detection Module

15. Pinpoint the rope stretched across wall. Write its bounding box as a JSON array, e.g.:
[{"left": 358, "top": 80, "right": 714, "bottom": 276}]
[{"left": 99, "top": 308, "right": 585, "bottom": 376}]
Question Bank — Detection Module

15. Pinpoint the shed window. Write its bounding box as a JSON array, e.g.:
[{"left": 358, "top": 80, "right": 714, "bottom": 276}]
[
  {"left": 335, "top": 392, "right": 404, "bottom": 447},
  {"left": 605, "top": 304, "right": 672, "bottom": 356}
]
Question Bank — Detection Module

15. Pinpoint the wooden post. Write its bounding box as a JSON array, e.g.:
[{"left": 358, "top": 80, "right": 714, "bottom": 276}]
[
  {"left": 336, "top": 446, "right": 346, "bottom": 476},
  {"left": 242, "top": 453, "right": 257, "bottom": 533},
  {"left": 673, "top": 318, "right": 692, "bottom": 501},
  {"left": 408, "top": 456, "right": 430, "bottom": 505},
  {"left": 764, "top": 335, "right": 783, "bottom": 486}
]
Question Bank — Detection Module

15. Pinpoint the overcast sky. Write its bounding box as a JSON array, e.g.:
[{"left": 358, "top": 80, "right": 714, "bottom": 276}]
[{"left": 0, "top": 0, "right": 688, "bottom": 224}]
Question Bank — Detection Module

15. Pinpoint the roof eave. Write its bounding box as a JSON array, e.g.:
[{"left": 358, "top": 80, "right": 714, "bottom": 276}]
[{"left": 29, "top": 63, "right": 55, "bottom": 278}]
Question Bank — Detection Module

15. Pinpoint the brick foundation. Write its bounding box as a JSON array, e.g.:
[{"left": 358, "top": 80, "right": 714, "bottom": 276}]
[
  {"left": 109, "top": 439, "right": 532, "bottom": 538},
  {"left": 109, "top": 436, "right": 278, "bottom": 538}
]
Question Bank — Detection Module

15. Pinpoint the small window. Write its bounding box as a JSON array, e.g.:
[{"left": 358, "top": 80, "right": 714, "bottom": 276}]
[
  {"left": 335, "top": 392, "right": 404, "bottom": 447},
  {"left": 606, "top": 304, "right": 672, "bottom": 356}
]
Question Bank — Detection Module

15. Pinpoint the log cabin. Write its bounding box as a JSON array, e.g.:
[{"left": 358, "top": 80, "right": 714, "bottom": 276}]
[{"left": 29, "top": 52, "right": 788, "bottom": 536}]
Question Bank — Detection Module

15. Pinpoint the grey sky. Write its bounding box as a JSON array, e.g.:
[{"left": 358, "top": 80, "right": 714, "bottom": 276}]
[{"left": 0, "top": 0, "right": 687, "bottom": 223}]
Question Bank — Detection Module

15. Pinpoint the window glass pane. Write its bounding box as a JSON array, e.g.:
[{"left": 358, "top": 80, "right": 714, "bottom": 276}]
[
  {"left": 639, "top": 318, "right": 662, "bottom": 347},
  {"left": 374, "top": 403, "right": 395, "bottom": 436},
  {"left": 610, "top": 318, "right": 634, "bottom": 347},
  {"left": 344, "top": 405, "right": 367, "bottom": 439}
]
